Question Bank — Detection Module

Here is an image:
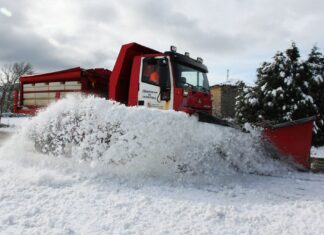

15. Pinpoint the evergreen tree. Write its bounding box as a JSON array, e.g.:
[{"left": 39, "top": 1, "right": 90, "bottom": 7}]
[
  {"left": 235, "top": 81, "right": 259, "bottom": 123},
  {"left": 282, "top": 43, "right": 316, "bottom": 121},
  {"left": 254, "top": 52, "right": 288, "bottom": 122},
  {"left": 235, "top": 42, "right": 316, "bottom": 125},
  {"left": 307, "top": 46, "right": 324, "bottom": 146}
]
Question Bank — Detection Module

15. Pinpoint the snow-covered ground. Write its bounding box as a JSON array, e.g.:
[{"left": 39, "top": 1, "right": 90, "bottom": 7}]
[
  {"left": 0, "top": 96, "right": 324, "bottom": 234},
  {"left": 1, "top": 116, "right": 29, "bottom": 128},
  {"left": 312, "top": 146, "right": 324, "bottom": 158},
  {"left": 0, "top": 117, "right": 29, "bottom": 148}
]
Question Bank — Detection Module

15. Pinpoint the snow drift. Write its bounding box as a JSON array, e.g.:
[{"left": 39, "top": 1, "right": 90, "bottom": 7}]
[{"left": 1, "top": 95, "right": 293, "bottom": 181}]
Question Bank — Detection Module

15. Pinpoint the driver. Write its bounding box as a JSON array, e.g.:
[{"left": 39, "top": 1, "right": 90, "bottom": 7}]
[{"left": 144, "top": 64, "right": 159, "bottom": 85}]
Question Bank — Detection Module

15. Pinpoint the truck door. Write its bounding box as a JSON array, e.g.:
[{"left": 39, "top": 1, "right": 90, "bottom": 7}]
[{"left": 138, "top": 56, "right": 173, "bottom": 110}]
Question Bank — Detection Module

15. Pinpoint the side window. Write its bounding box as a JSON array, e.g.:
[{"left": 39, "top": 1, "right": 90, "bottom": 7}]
[{"left": 141, "top": 57, "right": 170, "bottom": 88}]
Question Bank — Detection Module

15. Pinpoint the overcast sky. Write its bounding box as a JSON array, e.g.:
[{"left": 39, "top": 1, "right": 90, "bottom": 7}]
[{"left": 0, "top": 0, "right": 323, "bottom": 85}]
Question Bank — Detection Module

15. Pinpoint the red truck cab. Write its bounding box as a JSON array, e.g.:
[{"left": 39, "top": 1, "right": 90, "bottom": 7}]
[{"left": 110, "top": 43, "right": 212, "bottom": 115}]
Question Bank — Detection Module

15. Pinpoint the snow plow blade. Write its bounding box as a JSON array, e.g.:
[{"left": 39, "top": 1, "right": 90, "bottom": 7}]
[
  {"left": 198, "top": 112, "right": 315, "bottom": 170},
  {"left": 262, "top": 116, "right": 315, "bottom": 169}
]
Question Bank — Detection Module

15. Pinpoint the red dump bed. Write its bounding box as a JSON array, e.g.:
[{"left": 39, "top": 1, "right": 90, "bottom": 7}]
[
  {"left": 14, "top": 67, "right": 111, "bottom": 115},
  {"left": 14, "top": 43, "right": 160, "bottom": 114}
]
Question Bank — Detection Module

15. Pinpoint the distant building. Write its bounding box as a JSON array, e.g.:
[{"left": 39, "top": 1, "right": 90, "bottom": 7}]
[{"left": 210, "top": 84, "right": 239, "bottom": 118}]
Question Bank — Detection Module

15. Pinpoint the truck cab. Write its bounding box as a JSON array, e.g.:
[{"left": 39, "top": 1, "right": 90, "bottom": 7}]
[{"left": 110, "top": 43, "right": 212, "bottom": 115}]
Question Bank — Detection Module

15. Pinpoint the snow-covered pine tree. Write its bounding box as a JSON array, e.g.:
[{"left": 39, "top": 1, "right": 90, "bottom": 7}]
[
  {"left": 235, "top": 42, "right": 316, "bottom": 125},
  {"left": 254, "top": 52, "right": 288, "bottom": 123},
  {"left": 235, "top": 81, "right": 259, "bottom": 123},
  {"left": 282, "top": 42, "right": 316, "bottom": 121},
  {"left": 307, "top": 46, "right": 324, "bottom": 146},
  {"left": 235, "top": 57, "right": 286, "bottom": 124}
]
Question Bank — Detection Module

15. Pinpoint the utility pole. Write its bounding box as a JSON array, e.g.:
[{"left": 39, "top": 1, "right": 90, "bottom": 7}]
[{"left": 226, "top": 69, "right": 229, "bottom": 82}]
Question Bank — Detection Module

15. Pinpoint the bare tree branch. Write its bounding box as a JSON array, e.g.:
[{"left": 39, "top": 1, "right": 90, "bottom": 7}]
[{"left": 0, "top": 62, "right": 33, "bottom": 122}]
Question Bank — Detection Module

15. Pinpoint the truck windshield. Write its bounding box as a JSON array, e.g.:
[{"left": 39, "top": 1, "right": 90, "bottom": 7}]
[{"left": 174, "top": 63, "right": 209, "bottom": 92}]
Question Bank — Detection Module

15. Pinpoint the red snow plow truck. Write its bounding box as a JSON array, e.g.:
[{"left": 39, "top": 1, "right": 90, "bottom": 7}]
[
  {"left": 14, "top": 43, "right": 212, "bottom": 117},
  {"left": 13, "top": 42, "right": 314, "bottom": 169}
]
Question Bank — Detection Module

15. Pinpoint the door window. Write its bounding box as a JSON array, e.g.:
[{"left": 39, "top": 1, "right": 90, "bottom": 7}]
[{"left": 141, "top": 57, "right": 170, "bottom": 88}]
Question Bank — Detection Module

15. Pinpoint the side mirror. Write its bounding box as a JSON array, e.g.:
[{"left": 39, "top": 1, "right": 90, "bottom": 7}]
[
  {"left": 160, "top": 76, "right": 171, "bottom": 101},
  {"left": 160, "top": 78, "right": 169, "bottom": 90}
]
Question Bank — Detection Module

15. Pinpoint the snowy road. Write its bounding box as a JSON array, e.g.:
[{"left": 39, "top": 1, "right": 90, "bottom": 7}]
[
  {"left": 0, "top": 97, "right": 324, "bottom": 234},
  {"left": 0, "top": 152, "right": 323, "bottom": 235},
  {"left": 0, "top": 131, "right": 12, "bottom": 146}
]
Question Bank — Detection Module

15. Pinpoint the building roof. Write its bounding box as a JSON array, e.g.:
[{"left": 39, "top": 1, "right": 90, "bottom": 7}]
[{"left": 210, "top": 78, "right": 242, "bottom": 88}]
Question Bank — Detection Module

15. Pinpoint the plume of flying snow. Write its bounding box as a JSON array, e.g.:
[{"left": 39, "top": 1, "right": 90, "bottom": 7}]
[{"left": 0, "top": 95, "right": 295, "bottom": 183}]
